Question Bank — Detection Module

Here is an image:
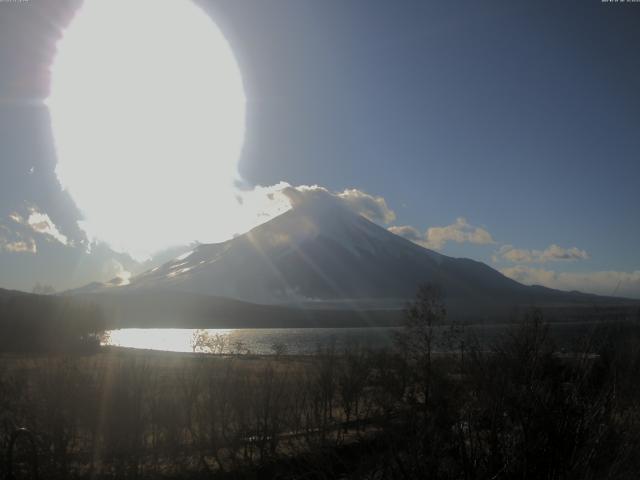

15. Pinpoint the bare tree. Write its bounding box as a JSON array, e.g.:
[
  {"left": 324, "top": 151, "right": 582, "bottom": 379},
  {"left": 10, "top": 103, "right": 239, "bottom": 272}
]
[
  {"left": 191, "top": 330, "right": 228, "bottom": 354},
  {"left": 270, "top": 342, "right": 288, "bottom": 358},
  {"left": 395, "top": 283, "right": 446, "bottom": 406}
]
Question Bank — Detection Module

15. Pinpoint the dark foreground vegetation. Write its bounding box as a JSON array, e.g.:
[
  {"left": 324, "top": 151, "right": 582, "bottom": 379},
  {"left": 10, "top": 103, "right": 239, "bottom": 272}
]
[{"left": 1, "top": 287, "right": 640, "bottom": 479}]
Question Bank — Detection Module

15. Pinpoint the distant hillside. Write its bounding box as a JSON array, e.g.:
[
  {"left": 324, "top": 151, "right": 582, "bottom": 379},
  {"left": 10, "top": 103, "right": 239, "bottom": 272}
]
[
  {"left": 71, "top": 290, "right": 405, "bottom": 329},
  {"left": 0, "top": 288, "right": 105, "bottom": 351},
  {"left": 2, "top": 286, "right": 638, "bottom": 331}
]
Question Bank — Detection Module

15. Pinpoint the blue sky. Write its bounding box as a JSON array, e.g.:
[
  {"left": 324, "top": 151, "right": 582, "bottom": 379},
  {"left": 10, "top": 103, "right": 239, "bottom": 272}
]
[{"left": 1, "top": 0, "right": 639, "bottom": 297}]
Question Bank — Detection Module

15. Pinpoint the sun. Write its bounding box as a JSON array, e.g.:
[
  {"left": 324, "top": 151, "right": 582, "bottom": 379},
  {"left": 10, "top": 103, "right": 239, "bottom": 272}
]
[{"left": 47, "top": 0, "right": 246, "bottom": 258}]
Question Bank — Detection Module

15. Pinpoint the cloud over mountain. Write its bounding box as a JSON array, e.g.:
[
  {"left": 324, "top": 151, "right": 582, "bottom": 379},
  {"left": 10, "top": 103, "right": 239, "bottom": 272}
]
[
  {"left": 336, "top": 188, "right": 396, "bottom": 224},
  {"left": 387, "top": 225, "right": 423, "bottom": 243},
  {"left": 501, "top": 265, "right": 640, "bottom": 299},
  {"left": 496, "top": 244, "right": 589, "bottom": 264},
  {"left": 389, "top": 217, "right": 495, "bottom": 250},
  {"left": 282, "top": 185, "right": 396, "bottom": 225}
]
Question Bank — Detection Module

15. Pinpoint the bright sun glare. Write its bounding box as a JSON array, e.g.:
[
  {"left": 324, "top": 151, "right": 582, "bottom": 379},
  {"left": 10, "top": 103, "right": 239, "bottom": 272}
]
[{"left": 48, "top": 0, "right": 246, "bottom": 258}]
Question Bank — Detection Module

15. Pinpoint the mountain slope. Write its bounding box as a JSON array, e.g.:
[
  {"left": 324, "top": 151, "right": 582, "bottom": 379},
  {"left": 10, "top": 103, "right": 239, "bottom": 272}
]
[{"left": 107, "top": 195, "right": 624, "bottom": 317}]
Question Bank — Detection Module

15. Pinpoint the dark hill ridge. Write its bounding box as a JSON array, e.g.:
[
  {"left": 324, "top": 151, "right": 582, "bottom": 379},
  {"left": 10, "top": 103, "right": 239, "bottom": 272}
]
[
  {"left": 2, "top": 285, "right": 636, "bottom": 331},
  {"left": 70, "top": 290, "right": 405, "bottom": 329},
  {"left": 68, "top": 193, "right": 637, "bottom": 324}
]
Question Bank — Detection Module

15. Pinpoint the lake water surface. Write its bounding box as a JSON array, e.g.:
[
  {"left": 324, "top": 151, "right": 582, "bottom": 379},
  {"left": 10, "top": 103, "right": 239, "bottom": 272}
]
[{"left": 103, "top": 321, "right": 610, "bottom": 355}]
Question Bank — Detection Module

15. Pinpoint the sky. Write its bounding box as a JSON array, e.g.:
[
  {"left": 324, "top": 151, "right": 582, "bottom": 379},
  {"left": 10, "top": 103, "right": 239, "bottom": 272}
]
[{"left": 0, "top": 0, "right": 639, "bottom": 297}]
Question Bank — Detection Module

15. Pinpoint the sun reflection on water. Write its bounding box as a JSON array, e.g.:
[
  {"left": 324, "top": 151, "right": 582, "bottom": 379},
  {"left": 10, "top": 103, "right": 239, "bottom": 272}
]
[{"left": 104, "top": 328, "right": 234, "bottom": 353}]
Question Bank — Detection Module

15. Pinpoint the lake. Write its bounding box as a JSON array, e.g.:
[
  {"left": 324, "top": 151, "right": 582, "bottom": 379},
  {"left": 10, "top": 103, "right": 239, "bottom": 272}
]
[{"left": 103, "top": 321, "right": 612, "bottom": 355}]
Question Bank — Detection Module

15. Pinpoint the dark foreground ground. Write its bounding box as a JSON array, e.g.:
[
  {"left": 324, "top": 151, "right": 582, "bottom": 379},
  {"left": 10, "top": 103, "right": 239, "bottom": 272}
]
[{"left": 2, "top": 316, "right": 640, "bottom": 479}]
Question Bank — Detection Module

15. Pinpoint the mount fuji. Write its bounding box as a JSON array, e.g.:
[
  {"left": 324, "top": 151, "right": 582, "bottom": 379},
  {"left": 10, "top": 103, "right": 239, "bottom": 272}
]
[{"left": 72, "top": 190, "right": 632, "bottom": 326}]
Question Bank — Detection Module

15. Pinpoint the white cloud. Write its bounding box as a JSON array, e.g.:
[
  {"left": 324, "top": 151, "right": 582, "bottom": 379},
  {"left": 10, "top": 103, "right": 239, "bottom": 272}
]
[
  {"left": 389, "top": 218, "right": 495, "bottom": 250},
  {"left": 26, "top": 211, "right": 69, "bottom": 245},
  {"left": 9, "top": 208, "right": 69, "bottom": 246},
  {"left": 388, "top": 225, "right": 423, "bottom": 243},
  {"left": 496, "top": 244, "right": 589, "bottom": 264},
  {"left": 501, "top": 265, "right": 640, "bottom": 299},
  {"left": 336, "top": 188, "right": 396, "bottom": 224},
  {"left": 111, "top": 269, "right": 132, "bottom": 286},
  {"left": 0, "top": 237, "right": 37, "bottom": 254},
  {"left": 0, "top": 225, "right": 37, "bottom": 254},
  {"left": 281, "top": 184, "right": 396, "bottom": 224},
  {"left": 8, "top": 212, "right": 22, "bottom": 224},
  {"left": 102, "top": 259, "right": 132, "bottom": 286}
]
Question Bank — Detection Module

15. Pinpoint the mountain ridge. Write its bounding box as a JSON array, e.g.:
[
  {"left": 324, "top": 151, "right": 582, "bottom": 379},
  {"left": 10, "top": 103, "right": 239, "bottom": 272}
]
[{"left": 70, "top": 196, "right": 636, "bottom": 320}]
